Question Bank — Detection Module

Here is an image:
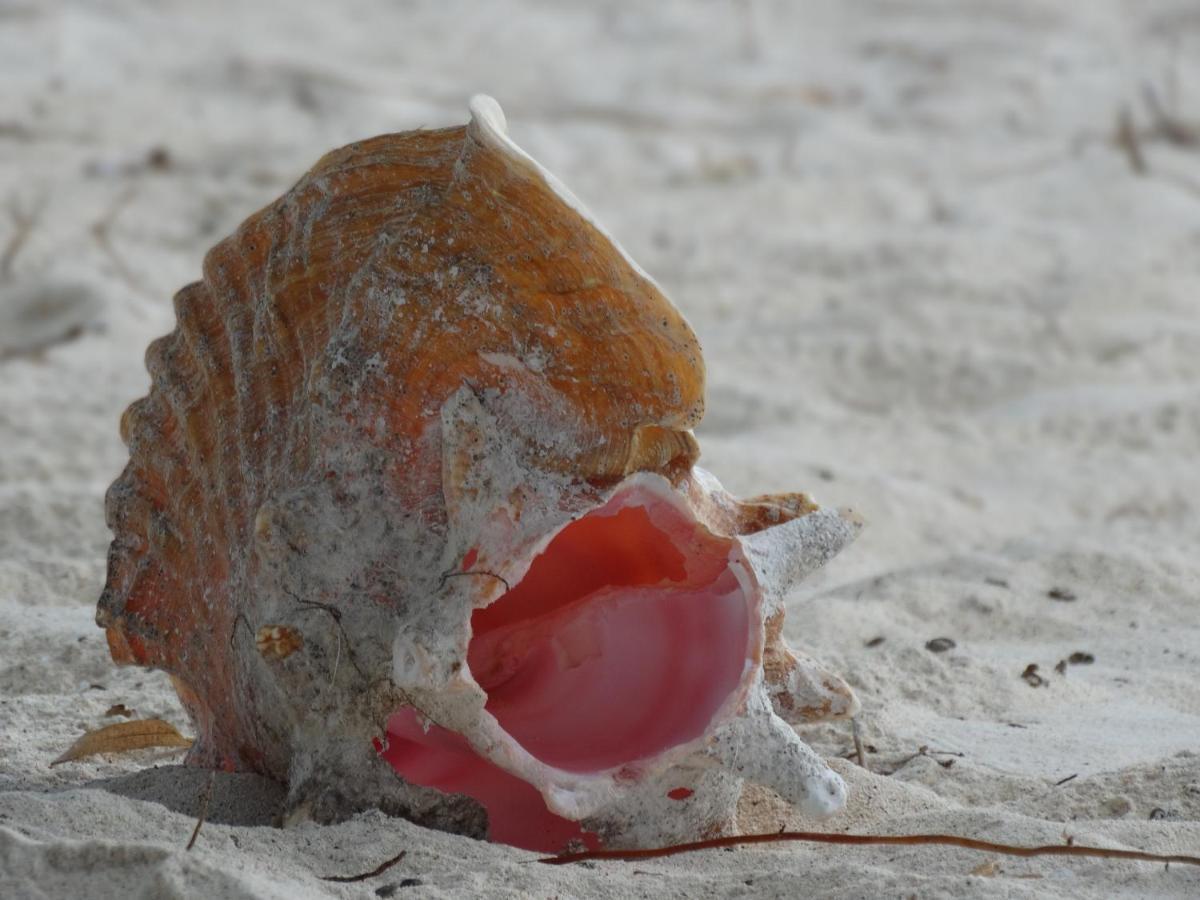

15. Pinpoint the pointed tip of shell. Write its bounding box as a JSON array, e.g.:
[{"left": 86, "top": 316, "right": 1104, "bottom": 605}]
[
  {"left": 463, "top": 93, "right": 666, "bottom": 298},
  {"left": 465, "top": 93, "right": 536, "bottom": 174},
  {"left": 468, "top": 94, "right": 508, "bottom": 137}
]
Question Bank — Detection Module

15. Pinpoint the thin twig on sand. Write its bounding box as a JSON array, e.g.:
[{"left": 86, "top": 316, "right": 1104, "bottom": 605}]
[
  {"left": 91, "top": 187, "right": 155, "bottom": 300},
  {"left": 1, "top": 191, "right": 47, "bottom": 280},
  {"left": 320, "top": 848, "right": 407, "bottom": 883},
  {"left": 851, "top": 718, "right": 868, "bottom": 771},
  {"left": 539, "top": 830, "right": 1200, "bottom": 868},
  {"left": 186, "top": 769, "right": 217, "bottom": 851}
]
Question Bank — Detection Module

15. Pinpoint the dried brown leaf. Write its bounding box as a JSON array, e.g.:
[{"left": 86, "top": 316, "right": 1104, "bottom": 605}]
[{"left": 51, "top": 718, "right": 192, "bottom": 766}]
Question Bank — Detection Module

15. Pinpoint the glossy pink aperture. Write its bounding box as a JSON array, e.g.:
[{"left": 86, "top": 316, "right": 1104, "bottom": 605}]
[
  {"left": 380, "top": 488, "right": 755, "bottom": 851},
  {"left": 380, "top": 708, "right": 596, "bottom": 852}
]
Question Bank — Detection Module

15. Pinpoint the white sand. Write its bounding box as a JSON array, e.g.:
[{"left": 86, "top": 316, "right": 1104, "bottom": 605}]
[{"left": 2, "top": 0, "right": 1199, "bottom": 896}]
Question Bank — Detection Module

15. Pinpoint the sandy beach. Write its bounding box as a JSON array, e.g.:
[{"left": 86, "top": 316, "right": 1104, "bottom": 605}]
[{"left": 2, "top": 0, "right": 1199, "bottom": 896}]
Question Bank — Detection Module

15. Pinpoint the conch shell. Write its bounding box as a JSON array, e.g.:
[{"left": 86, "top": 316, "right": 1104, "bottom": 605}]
[{"left": 97, "top": 95, "right": 861, "bottom": 851}]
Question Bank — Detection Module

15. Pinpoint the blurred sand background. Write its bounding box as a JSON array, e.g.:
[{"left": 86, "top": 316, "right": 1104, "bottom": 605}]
[{"left": 2, "top": 0, "right": 1199, "bottom": 896}]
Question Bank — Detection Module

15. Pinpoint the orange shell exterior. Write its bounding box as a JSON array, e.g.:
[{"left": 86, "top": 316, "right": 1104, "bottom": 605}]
[{"left": 98, "top": 118, "right": 704, "bottom": 777}]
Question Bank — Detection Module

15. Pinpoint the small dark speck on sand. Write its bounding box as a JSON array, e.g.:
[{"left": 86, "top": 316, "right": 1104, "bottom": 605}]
[
  {"left": 376, "top": 880, "right": 423, "bottom": 897},
  {"left": 925, "top": 637, "right": 956, "bottom": 653}
]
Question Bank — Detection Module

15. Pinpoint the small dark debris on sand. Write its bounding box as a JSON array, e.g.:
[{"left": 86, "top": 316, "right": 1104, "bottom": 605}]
[{"left": 1021, "top": 664, "right": 1047, "bottom": 687}]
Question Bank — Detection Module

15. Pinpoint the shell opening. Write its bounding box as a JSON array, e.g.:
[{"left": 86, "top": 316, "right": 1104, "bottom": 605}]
[
  {"left": 379, "top": 484, "right": 758, "bottom": 850},
  {"left": 468, "top": 495, "right": 753, "bottom": 771}
]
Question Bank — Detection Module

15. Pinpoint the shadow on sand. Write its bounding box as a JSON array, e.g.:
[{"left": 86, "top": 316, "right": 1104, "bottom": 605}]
[{"left": 84, "top": 765, "right": 286, "bottom": 827}]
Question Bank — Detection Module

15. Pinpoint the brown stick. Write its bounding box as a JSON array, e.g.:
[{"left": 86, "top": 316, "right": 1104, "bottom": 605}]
[
  {"left": 320, "top": 849, "right": 407, "bottom": 883},
  {"left": 90, "top": 186, "right": 155, "bottom": 300},
  {"left": 1114, "top": 107, "right": 1148, "bottom": 174},
  {"left": 850, "top": 718, "right": 867, "bottom": 771},
  {"left": 538, "top": 830, "right": 1200, "bottom": 867},
  {"left": 186, "top": 769, "right": 216, "bottom": 851},
  {"left": 1, "top": 191, "right": 46, "bottom": 280}
]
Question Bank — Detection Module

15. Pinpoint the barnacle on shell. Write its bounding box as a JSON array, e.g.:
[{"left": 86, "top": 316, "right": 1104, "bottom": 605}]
[
  {"left": 97, "top": 95, "right": 861, "bottom": 852},
  {"left": 255, "top": 625, "right": 303, "bottom": 661}
]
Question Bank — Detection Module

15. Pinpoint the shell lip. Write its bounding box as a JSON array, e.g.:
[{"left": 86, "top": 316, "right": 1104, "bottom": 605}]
[
  {"left": 389, "top": 469, "right": 766, "bottom": 821},
  {"left": 494, "top": 472, "right": 763, "bottom": 813}
]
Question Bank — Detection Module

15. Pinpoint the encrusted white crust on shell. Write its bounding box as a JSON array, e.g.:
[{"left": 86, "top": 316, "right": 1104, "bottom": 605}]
[{"left": 386, "top": 383, "right": 859, "bottom": 832}]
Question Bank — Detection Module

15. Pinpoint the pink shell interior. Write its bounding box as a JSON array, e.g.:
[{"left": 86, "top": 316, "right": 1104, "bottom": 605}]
[{"left": 380, "top": 487, "right": 756, "bottom": 851}]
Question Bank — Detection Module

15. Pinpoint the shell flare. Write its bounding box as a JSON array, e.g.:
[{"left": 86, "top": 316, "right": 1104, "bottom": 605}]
[{"left": 97, "top": 95, "right": 861, "bottom": 852}]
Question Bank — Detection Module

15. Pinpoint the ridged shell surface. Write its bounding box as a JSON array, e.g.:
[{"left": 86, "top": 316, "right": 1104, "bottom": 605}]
[{"left": 101, "top": 101, "right": 702, "bottom": 770}]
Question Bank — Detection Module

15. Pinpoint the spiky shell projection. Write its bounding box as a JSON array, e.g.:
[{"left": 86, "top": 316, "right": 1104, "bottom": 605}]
[{"left": 97, "top": 96, "right": 861, "bottom": 851}]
